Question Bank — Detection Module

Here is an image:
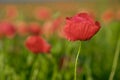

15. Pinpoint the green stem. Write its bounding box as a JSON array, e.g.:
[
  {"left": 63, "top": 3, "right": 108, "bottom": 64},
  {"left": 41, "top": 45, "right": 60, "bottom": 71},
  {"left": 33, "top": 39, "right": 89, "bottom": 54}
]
[
  {"left": 47, "top": 55, "right": 57, "bottom": 80},
  {"left": 28, "top": 55, "right": 39, "bottom": 80},
  {"left": 109, "top": 36, "right": 120, "bottom": 80},
  {"left": 74, "top": 42, "right": 81, "bottom": 80}
]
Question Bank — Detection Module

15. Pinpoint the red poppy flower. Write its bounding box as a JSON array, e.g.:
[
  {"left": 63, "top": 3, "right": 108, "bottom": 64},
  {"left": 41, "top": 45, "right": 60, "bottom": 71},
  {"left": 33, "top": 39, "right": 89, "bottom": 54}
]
[
  {"left": 16, "top": 22, "right": 28, "bottom": 36},
  {"left": 43, "top": 18, "right": 63, "bottom": 38},
  {"left": 5, "top": 6, "right": 18, "bottom": 19},
  {"left": 34, "top": 7, "right": 51, "bottom": 20},
  {"left": 25, "top": 36, "right": 51, "bottom": 54},
  {"left": 29, "top": 22, "right": 42, "bottom": 35},
  {"left": 43, "top": 21, "right": 53, "bottom": 38},
  {"left": 78, "top": 9, "right": 96, "bottom": 19},
  {"left": 102, "top": 9, "right": 114, "bottom": 23},
  {"left": 63, "top": 13, "right": 101, "bottom": 41},
  {"left": 52, "top": 17, "right": 63, "bottom": 32},
  {"left": 0, "top": 21, "right": 16, "bottom": 38}
]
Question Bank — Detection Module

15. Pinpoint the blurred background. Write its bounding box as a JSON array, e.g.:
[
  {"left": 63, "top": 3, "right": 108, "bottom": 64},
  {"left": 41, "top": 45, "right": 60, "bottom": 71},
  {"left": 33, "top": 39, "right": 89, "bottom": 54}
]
[{"left": 0, "top": 0, "right": 120, "bottom": 80}]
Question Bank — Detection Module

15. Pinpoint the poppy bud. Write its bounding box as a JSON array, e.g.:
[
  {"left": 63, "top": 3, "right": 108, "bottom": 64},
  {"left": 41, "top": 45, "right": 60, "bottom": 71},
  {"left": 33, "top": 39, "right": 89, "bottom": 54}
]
[{"left": 63, "top": 13, "right": 101, "bottom": 41}]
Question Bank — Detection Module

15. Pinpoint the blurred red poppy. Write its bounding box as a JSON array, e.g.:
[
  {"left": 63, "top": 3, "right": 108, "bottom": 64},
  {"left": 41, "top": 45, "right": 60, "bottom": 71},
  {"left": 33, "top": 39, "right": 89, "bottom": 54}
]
[
  {"left": 43, "top": 17, "right": 63, "bottom": 38},
  {"left": 25, "top": 36, "right": 51, "bottom": 54},
  {"left": 63, "top": 13, "right": 101, "bottom": 41},
  {"left": 0, "top": 21, "right": 16, "bottom": 38},
  {"left": 52, "top": 17, "right": 63, "bottom": 32},
  {"left": 28, "top": 22, "right": 42, "bottom": 35},
  {"left": 101, "top": 9, "right": 114, "bottom": 23},
  {"left": 34, "top": 7, "right": 51, "bottom": 20},
  {"left": 43, "top": 21, "right": 53, "bottom": 38},
  {"left": 16, "top": 22, "right": 28, "bottom": 36},
  {"left": 5, "top": 6, "right": 18, "bottom": 19}
]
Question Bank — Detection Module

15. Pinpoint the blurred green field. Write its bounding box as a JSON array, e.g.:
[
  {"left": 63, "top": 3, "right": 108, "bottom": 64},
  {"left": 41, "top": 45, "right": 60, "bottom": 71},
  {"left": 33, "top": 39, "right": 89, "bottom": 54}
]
[{"left": 0, "top": 2, "right": 120, "bottom": 80}]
